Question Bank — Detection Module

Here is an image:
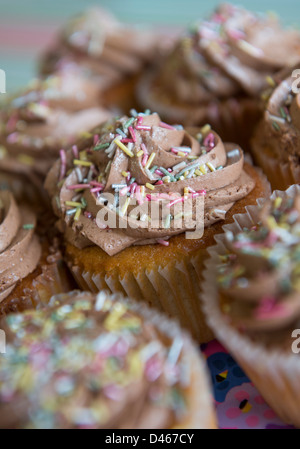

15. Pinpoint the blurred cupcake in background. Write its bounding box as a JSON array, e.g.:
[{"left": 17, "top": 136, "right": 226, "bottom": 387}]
[
  {"left": 136, "top": 3, "right": 300, "bottom": 148},
  {"left": 0, "top": 190, "right": 74, "bottom": 317},
  {"left": 0, "top": 72, "right": 112, "bottom": 195},
  {"left": 39, "top": 7, "right": 173, "bottom": 114},
  {"left": 202, "top": 184, "right": 300, "bottom": 427},
  {"left": 0, "top": 290, "right": 217, "bottom": 429},
  {"left": 251, "top": 66, "right": 300, "bottom": 190},
  {"left": 45, "top": 110, "right": 270, "bottom": 342}
]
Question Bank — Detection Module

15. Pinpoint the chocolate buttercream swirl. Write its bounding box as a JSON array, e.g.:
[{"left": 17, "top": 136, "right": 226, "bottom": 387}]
[
  {"left": 0, "top": 291, "right": 193, "bottom": 429},
  {"left": 45, "top": 112, "right": 255, "bottom": 256},
  {"left": 0, "top": 74, "right": 112, "bottom": 176},
  {"left": 40, "top": 8, "right": 163, "bottom": 90},
  {"left": 154, "top": 3, "right": 300, "bottom": 105},
  {"left": 252, "top": 70, "right": 300, "bottom": 166},
  {"left": 0, "top": 191, "right": 41, "bottom": 302},
  {"left": 218, "top": 189, "right": 300, "bottom": 333}
]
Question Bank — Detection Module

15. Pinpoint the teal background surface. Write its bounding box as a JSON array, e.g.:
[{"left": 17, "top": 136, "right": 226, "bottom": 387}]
[{"left": 0, "top": 0, "right": 300, "bottom": 91}]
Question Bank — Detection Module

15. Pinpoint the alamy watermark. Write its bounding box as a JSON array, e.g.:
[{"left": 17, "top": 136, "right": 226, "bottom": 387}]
[
  {"left": 0, "top": 329, "right": 5, "bottom": 354},
  {"left": 0, "top": 69, "right": 6, "bottom": 94}
]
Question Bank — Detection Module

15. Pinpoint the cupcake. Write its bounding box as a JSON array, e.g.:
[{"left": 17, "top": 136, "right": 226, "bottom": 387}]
[
  {"left": 251, "top": 67, "right": 300, "bottom": 190},
  {"left": 202, "top": 184, "right": 300, "bottom": 426},
  {"left": 45, "top": 111, "right": 270, "bottom": 342},
  {"left": 39, "top": 7, "right": 169, "bottom": 114},
  {"left": 136, "top": 3, "right": 300, "bottom": 148},
  {"left": 0, "top": 73, "right": 112, "bottom": 189},
  {"left": 0, "top": 290, "right": 216, "bottom": 429},
  {"left": 0, "top": 190, "right": 74, "bottom": 316}
]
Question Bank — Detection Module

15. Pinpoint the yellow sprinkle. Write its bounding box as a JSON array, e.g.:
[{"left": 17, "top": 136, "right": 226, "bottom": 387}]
[
  {"left": 140, "top": 185, "right": 145, "bottom": 197},
  {"left": 128, "top": 352, "right": 143, "bottom": 379},
  {"left": 79, "top": 150, "right": 87, "bottom": 160},
  {"left": 65, "top": 201, "right": 83, "bottom": 208},
  {"left": 200, "top": 124, "right": 211, "bottom": 136},
  {"left": 121, "top": 197, "right": 131, "bottom": 216},
  {"left": 199, "top": 164, "right": 208, "bottom": 174},
  {"left": 266, "top": 76, "right": 276, "bottom": 88},
  {"left": 144, "top": 152, "right": 156, "bottom": 170},
  {"left": 188, "top": 156, "right": 198, "bottom": 160},
  {"left": 136, "top": 150, "right": 144, "bottom": 157},
  {"left": 0, "top": 145, "right": 7, "bottom": 159},
  {"left": 145, "top": 183, "right": 155, "bottom": 191},
  {"left": 104, "top": 303, "right": 127, "bottom": 331},
  {"left": 207, "top": 162, "right": 216, "bottom": 172},
  {"left": 162, "top": 176, "right": 171, "bottom": 183},
  {"left": 73, "top": 159, "right": 93, "bottom": 167},
  {"left": 195, "top": 169, "right": 202, "bottom": 176},
  {"left": 79, "top": 131, "right": 92, "bottom": 138},
  {"left": 17, "top": 154, "right": 34, "bottom": 165},
  {"left": 274, "top": 197, "right": 283, "bottom": 209},
  {"left": 178, "top": 151, "right": 186, "bottom": 157},
  {"left": 74, "top": 208, "right": 82, "bottom": 222},
  {"left": 183, "top": 171, "right": 189, "bottom": 178},
  {"left": 114, "top": 139, "right": 134, "bottom": 158},
  {"left": 122, "top": 171, "right": 129, "bottom": 177},
  {"left": 184, "top": 187, "right": 189, "bottom": 197},
  {"left": 267, "top": 216, "right": 278, "bottom": 230}
]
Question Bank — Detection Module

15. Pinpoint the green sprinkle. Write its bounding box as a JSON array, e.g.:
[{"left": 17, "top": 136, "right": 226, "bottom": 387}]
[
  {"left": 164, "top": 214, "right": 172, "bottom": 229},
  {"left": 94, "top": 143, "right": 109, "bottom": 151},
  {"left": 272, "top": 121, "right": 281, "bottom": 131},
  {"left": 123, "top": 117, "right": 135, "bottom": 130},
  {"left": 23, "top": 224, "right": 34, "bottom": 230}
]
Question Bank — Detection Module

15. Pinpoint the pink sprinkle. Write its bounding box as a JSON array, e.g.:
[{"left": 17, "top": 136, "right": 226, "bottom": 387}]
[
  {"left": 135, "top": 186, "right": 144, "bottom": 205},
  {"left": 157, "top": 239, "right": 169, "bottom": 247},
  {"left": 137, "top": 116, "right": 144, "bottom": 125},
  {"left": 90, "top": 187, "right": 103, "bottom": 193},
  {"left": 227, "top": 28, "right": 245, "bottom": 41},
  {"left": 142, "top": 154, "right": 149, "bottom": 167},
  {"left": 255, "top": 297, "right": 291, "bottom": 321},
  {"left": 6, "top": 114, "right": 18, "bottom": 133},
  {"left": 72, "top": 145, "right": 79, "bottom": 159},
  {"left": 93, "top": 134, "right": 99, "bottom": 145},
  {"left": 167, "top": 197, "right": 185, "bottom": 208},
  {"left": 90, "top": 181, "right": 104, "bottom": 188},
  {"left": 128, "top": 126, "right": 137, "bottom": 142},
  {"left": 155, "top": 180, "right": 164, "bottom": 185},
  {"left": 155, "top": 169, "right": 164, "bottom": 176},
  {"left": 135, "top": 125, "right": 151, "bottom": 131},
  {"left": 145, "top": 357, "right": 163, "bottom": 382},
  {"left": 130, "top": 183, "right": 137, "bottom": 197},
  {"left": 59, "top": 149, "right": 66, "bottom": 181},
  {"left": 146, "top": 194, "right": 159, "bottom": 202},
  {"left": 84, "top": 211, "right": 93, "bottom": 219},
  {"left": 7, "top": 132, "right": 18, "bottom": 144},
  {"left": 67, "top": 184, "right": 90, "bottom": 190},
  {"left": 197, "top": 189, "right": 207, "bottom": 196},
  {"left": 203, "top": 132, "right": 215, "bottom": 150},
  {"left": 121, "top": 138, "right": 134, "bottom": 144},
  {"left": 159, "top": 121, "right": 176, "bottom": 130},
  {"left": 120, "top": 186, "right": 129, "bottom": 196},
  {"left": 126, "top": 172, "right": 131, "bottom": 183}
]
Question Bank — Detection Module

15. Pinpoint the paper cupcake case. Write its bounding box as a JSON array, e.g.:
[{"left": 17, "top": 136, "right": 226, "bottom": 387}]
[
  {"left": 0, "top": 248, "right": 75, "bottom": 316},
  {"left": 69, "top": 250, "right": 215, "bottom": 344},
  {"left": 251, "top": 145, "right": 300, "bottom": 191},
  {"left": 201, "top": 184, "right": 300, "bottom": 427}
]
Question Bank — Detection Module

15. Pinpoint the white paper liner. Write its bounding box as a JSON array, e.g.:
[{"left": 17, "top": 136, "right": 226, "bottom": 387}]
[
  {"left": 251, "top": 143, "right": 300, "bottom": 191},
  {"left": 201, "top": 184, "right": 300, "bottom": 427},
  {"left": 69, "top": 254, "right": 215, "bottom": 344},
  {"left": 51, "top": 289, "right": 217, "bottom": 429}
]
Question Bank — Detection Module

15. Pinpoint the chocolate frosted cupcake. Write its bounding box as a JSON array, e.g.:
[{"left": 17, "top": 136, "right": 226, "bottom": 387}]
[
  {"left": 0, "top": 190, "right": 73, "bottom": 316},
  {"left": 0, "top": 290, "right": 216, "bottom": 429},
  {"left": 251, "top": 67, "right": 300, "bottom": 190},
  {"left": 202, "top": 185, "right": 300, "bottom": 426},
  {"left": 137, "top": 3, "right": 300, "bottom": 148},
  {"left": 39, "top": 7, "right": 167, "bottom": 113},
  {"left": 45, "top": 111, "right": 270, "bottom": 342},
  {"left": 0, "top": 73, "right": 112, "bottom": 190}
]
